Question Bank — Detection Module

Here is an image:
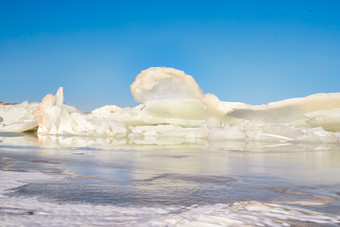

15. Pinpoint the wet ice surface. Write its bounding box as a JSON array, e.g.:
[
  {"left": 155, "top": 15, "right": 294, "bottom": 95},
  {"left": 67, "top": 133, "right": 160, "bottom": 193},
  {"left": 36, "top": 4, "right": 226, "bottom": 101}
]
[{"left": 0, "top": 135, "right": 340, "bottom": 226}]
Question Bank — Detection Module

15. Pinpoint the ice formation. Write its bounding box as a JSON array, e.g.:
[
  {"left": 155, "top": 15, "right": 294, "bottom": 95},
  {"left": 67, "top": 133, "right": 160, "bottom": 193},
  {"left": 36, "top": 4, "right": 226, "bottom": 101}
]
[
  {"left": 34, "top": 87, "right": 126, "bottom": 137},
  {"left": 0, "top": 101, "right": 38, "bottom": 132},
  {"left": 1, "top": 67, "right": 340, "bottom": 145}
]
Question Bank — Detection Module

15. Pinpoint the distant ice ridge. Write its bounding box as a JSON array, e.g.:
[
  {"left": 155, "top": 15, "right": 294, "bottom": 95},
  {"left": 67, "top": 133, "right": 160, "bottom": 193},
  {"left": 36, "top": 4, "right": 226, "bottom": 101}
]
[{"left": 1, "top": 67, "right": 340, "bottom": 145}]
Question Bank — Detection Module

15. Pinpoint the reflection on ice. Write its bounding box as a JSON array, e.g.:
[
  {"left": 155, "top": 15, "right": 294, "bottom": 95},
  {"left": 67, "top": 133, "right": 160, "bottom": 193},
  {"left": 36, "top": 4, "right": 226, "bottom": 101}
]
[
  {"left": 1, "top": 133, "right": 340, "bottom": 187},
  {"left": 1, "top": 131, "right": 339, "bottom": 152}
]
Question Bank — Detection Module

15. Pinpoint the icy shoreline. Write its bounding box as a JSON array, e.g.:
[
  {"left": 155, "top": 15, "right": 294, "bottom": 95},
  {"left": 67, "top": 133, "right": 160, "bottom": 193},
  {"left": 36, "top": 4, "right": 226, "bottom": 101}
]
[{"left": 1, "top": 67, "right": 340, "bottom": 145}]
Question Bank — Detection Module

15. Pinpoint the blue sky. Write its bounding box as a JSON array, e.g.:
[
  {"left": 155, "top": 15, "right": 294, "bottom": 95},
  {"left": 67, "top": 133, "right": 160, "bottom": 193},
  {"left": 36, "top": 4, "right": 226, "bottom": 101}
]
[{"left": 1, "top": 0, "right": 339, "bottom": 111}]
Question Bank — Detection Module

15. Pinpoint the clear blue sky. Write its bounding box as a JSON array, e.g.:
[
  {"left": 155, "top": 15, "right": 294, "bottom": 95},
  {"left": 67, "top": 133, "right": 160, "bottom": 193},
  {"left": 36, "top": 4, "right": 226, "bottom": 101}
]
[{"left": 1, "top": 0, "right": 339, "bottom": 111}]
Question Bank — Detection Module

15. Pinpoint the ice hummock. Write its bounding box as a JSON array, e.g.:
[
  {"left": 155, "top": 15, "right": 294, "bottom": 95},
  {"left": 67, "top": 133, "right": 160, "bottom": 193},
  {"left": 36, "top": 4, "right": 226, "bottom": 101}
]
[{"left": 1, "top": 67, "right": 340, "bottom": 145}]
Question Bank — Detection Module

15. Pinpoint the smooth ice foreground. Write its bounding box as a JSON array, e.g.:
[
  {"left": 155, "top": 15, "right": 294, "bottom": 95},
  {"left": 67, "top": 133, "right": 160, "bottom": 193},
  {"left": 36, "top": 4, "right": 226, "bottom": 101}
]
[
  {"left": 1, "top": 67, "right": 340, "bottom": 145},
  {"left": 0, "top": 153, "right": 340, "bottom": 226}
]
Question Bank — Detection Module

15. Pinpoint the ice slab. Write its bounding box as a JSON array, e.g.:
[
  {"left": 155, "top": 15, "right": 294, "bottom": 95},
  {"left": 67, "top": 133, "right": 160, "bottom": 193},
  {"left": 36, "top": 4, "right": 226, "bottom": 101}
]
[
  {"left": 227, "top": 93, "right": 340, "bottom": 124},
  {"left": 0, "top": 101, "right": 38, "bottom": 132},
  {"left": 33, "top": 87, "right": 126, "bottom": 137}
]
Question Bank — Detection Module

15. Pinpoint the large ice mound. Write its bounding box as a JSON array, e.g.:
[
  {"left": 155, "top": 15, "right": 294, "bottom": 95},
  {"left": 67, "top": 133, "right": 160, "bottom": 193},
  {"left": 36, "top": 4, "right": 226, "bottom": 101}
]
[
  {"left": 1, "top": 67, "right": 340, "bottom": 145},
  {"left": 131, "top": 67, "right": 226, "bottom": 119}
]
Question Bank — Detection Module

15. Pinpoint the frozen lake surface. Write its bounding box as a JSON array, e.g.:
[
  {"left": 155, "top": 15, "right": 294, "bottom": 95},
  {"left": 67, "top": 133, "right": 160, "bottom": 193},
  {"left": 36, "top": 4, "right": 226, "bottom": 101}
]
[{"left": 0, "top": 133, "right": 340, "bottom": 226}]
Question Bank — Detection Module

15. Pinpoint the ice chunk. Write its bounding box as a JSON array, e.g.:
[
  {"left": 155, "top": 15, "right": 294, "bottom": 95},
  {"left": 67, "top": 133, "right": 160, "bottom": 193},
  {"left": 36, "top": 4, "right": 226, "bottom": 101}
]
[
  {"left": 305, "top": 108, "right": 340, "bottom": 132},
  {"left": 227, "top": 93, "right": 340, "bottom": 124},
  {"left": 0, "top": 101, "right": 38, "bottom": 124},
  {"left": 0, "top": 101, "right": 38, "bottom": 132},
  {"left": 129, "top": 124, "right": 208, "bottom": 145},
  {"left": 208, "top": 119, "right": 340, "bottom": 144},
  {"left": 34, "top": 87, "right": 127, "bottom": 137},
  {"left": 131, "top": 67, "right": 204, "bottom": 102},
  {"left": 131, "top": 67, "right": 226, "bottom": 120}
]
